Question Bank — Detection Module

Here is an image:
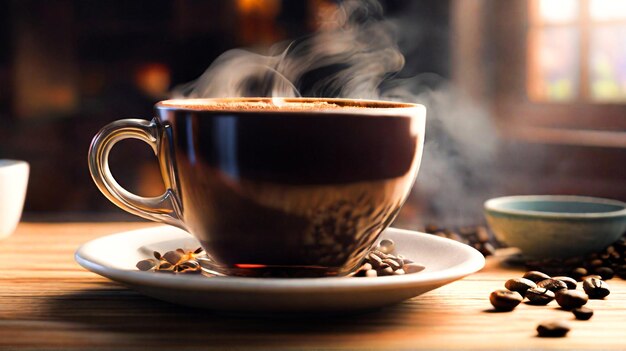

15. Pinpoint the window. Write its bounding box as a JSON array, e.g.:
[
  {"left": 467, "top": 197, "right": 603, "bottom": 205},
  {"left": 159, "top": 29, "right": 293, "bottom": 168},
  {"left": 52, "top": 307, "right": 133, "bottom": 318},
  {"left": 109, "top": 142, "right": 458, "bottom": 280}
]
[{"left": 528, "top": 0, "right": 626, "bottom": 103}]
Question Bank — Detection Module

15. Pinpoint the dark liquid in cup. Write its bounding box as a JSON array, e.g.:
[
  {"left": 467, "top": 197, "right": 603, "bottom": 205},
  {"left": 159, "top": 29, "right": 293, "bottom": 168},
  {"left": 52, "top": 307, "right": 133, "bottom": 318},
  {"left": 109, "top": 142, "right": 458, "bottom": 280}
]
[{"left": 157, "top": 99, "right": 422, "bottom": 277}]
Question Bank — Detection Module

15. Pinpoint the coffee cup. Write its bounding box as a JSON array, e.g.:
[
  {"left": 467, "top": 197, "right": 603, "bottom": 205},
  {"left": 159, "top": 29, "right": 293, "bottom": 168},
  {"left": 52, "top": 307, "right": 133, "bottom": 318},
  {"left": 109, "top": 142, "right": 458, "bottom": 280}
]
[
  {"left": 88, "top": 98, "right": 425, "bottom": 277},
  {"left": 0, "top": 160, "right": 29, "bottom": 240}
]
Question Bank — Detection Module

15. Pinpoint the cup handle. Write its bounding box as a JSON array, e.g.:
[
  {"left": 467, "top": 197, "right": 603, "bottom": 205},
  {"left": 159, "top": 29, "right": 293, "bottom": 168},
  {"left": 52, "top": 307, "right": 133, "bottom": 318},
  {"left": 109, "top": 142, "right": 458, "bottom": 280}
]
[{"left": 88, "top": 118, "right": 185, "bottom": 229}]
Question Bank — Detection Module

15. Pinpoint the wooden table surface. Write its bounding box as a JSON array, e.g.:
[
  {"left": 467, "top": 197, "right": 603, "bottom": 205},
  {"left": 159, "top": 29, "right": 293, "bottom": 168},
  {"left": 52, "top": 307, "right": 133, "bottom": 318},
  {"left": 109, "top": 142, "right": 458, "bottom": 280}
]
[{"left": 1, "top": 222, "right": 625, "bottom": 350}]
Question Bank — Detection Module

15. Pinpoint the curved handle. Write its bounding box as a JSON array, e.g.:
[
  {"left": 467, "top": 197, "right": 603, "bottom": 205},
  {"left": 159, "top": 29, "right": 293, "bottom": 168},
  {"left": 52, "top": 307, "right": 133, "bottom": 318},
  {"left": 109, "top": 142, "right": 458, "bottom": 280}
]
[{"left": 88, "top": 118, "right": 185, "bottom": 229}]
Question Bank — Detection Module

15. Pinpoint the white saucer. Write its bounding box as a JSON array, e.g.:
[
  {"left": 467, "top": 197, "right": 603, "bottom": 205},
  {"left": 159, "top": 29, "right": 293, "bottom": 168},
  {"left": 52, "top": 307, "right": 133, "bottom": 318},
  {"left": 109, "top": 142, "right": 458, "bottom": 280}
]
[{"left": 75, "top": 226, "right": 484, "bottom": 312}]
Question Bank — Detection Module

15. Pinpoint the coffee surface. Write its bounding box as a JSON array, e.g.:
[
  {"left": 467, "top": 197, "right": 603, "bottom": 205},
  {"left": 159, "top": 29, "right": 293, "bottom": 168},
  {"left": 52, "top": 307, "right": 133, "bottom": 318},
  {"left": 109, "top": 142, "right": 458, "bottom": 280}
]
[{"left": 159, "top": 98, "right": 414, "bottom": 113}]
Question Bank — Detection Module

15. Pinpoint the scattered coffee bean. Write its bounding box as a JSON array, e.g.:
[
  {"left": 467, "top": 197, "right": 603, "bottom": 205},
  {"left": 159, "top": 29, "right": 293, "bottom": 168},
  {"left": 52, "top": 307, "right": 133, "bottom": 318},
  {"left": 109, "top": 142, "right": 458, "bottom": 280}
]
[
  {"left": 383, "top": 258, "right": 402, "bottom": 270},
  {"left": 490, "top": 290, "right": 523, "bottom": 311},
  {"left": 524, "top": 231, "right": 626, "bottom": 281},
  {"left": 570, "top": 267, "right": 588, "bottom": 282},
  {"left": 525, "top": 287, "right": 555, "bottom": 305},
  {"left": 136, "top": 259, "right": 157, "bottom": 271},
  {"left": 137, "top": 247, "right": 204, "bottom": 275},
  {"left": 368, "top": 253, "right": 384, "bottom": 268},
  {"left": 572, "top": 306, "right": 594, "bottom": 320},
  {"left": 504, "top": 278, "right": 537, "bottom": 296},
  {"left": 404, "top": 263, "right": 425, "bottom": 274},
  {"left": 380, "top": 265, "right": 394, "bottom": 276},
  {"left": 158, "top": 262, "right": 173, "bottom": 270},
  {"left": 594, "top": 266, "right": 615, "bottom": 280},
  {"left": 476, "top": 226, "right": 490, "bottom": 243},
  {"left": 163, "top": 251, "right": 183, "bottom": 265},
  {"left": 552, "top": 276, "right": 577, "bottom": 289},
  {"left": 555, "top": 290, "right": 588, "bottom": 310},
  {"left": 424, "top": 224, "right": 500, "bottom": 257},
  {"left": 589, "top": 259, "right": 604, "bottom": 267},
  {"left": 537, "top": 320, "right": 571, "bottom": 337},
  {"left": 523, "top": 271, "right": 551, "bottom": 283},
  {"left": 536, "top": 278, "right": 568, "bottom": 292},
  {"left": 583, "top": 277, "right": 610, "bottom": 299},
  {"left": 378, "top": 239, "right": 395, "bottom": 254},
  {"left": 352, "top": 243, "right": 422, "bottom": 277}
]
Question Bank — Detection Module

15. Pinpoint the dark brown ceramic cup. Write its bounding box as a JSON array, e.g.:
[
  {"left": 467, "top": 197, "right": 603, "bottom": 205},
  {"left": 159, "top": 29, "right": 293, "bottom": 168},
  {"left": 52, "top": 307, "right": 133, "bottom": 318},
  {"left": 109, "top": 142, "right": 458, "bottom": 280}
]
[{"left": 88, "top": 98, "right": 425, "bottom": 277}]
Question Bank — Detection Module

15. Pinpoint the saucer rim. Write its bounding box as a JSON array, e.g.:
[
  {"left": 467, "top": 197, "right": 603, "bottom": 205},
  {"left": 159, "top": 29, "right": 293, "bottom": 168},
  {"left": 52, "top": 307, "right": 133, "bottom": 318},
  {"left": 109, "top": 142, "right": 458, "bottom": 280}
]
[{"left": 75, "top": 226, "right": 485, "bottom": 292}]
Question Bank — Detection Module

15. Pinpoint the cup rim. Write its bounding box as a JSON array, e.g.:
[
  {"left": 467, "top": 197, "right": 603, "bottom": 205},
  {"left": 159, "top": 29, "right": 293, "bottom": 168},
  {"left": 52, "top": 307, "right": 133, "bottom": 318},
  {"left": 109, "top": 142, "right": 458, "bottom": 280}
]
[
  {"left": 484, "top": 195, "right": 626, "bottom": 219},
  {"left": 156, "top": 97, "right": 425, "bottom": 116}
]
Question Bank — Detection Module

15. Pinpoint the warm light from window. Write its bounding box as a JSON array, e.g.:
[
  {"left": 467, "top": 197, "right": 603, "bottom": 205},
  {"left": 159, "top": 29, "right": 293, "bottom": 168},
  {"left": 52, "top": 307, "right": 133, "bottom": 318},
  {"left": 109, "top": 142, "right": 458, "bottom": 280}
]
[
  {"left": 590, "top": 0, "right": 626, "bottom": 20},
  {"left": 537, "top": 0, "right": 579, "bottom": 23},
  {"left": 528, "top": 0, "right": 626, "bottom": 102}
]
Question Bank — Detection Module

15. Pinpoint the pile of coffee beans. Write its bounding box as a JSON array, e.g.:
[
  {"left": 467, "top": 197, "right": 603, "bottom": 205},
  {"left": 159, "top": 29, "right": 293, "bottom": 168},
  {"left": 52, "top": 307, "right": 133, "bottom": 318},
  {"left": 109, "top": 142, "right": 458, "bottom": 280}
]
[
  {"left": 489, "top": 270, "right": 612, "bottom": 337},
  {"left": 353, "top": 239, "right": 425, "bottom": 277},
  {"left": 135, "top": 239, "right": 425, "bottom": 278},
  {"left": 424, "top": 224, "right": 499, "bottom": 257},
  {"left": 136, "top": 247, "right": 204, "bottom": 274},
  {"left": 525, "top": 233, "right": 626, "bottom": 280}
]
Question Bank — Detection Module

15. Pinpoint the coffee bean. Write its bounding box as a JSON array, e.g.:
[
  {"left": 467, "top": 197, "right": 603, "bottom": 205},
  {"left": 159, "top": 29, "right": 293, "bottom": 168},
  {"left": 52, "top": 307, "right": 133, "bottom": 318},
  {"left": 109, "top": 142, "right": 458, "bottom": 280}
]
[
  {"left": 425, "top": 224, "right": 440, "bottom": 234},
  {"left": 136, "top": 259, "right": 157, "bottom": 271},
  {"left": 504, "top": 278, "right": 537, "bottom": 295},
  {"left": 378, "top": 239, "right": 395, "bottom": 254},
  {"left": 572, "top": 306, "right": 594, "bottom": 320},
  {"left": 434, "top": 231, "right": 447, "bottom": 238},
  {"left": 476, "top": 226, "right": 490, "bottom": 243},
  {"left": 157, "top": 262, "right": 174, "bottom": 270},
  {"left": 365, "top": 269, "right": 378, "bottom": 277},
  {"left": 555, "top": 290, "right": 588, "bottom": 310},
  {"left": 369, "top": 250, "right": 387, "bottom": 260},
  {"left": 552, "top": 276, "right": 577, "bottom": 289},
  {"left": 536, "top": 278, "right": 568, "bottom": 292},
  {"left": 594, "top": 266, "right": 615, "bottom": 280},
  {"left": 525, "top": 287, "right": 555, "bottom": 305},
  {"left": 380, "top": 265, "right": 394, "bottom": 276},
  {"left": 383, "top": 258, "right": 402, "bottom": 270},
  {"left": 489, "top": 290, "right": 523, "bottom": 311},
  {"left": 589, "top": 259, "right": 604, "bottom": 267},
  {"left": 582, "top": 274, "right": 602, "bottom": 281},
  {"left": 583, "top": 277, "right": 610, "bottom": 299},
  {"left": 404, "top": 263, "right": 425, "bottom": 274},
  {"left": 480, "top": 242, "right": 496, "bottom": 256},
  {"left": 570, "top": 267, "right": 588, "bottom": 282},
  {"left": 368, "top": 253, "right": 384, "bottom": 268},
  {"left": 393, "top": 268, "right": 405, "bottom": 275},
  {"left": 537, "top": 320, "right": 570, "bottom": 337},
  {"left": 163, "top": 251, "right": 183, "bottom": 265},
  {"left": 523, "top": 271, "right": 551, "bottom": 283}
]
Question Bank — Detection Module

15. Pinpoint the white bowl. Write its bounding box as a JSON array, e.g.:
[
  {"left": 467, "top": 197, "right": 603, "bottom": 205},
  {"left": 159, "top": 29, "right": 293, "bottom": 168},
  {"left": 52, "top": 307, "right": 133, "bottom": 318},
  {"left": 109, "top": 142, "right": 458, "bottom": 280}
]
[{"left": 0, "top": 160, "right": 29, "bottom": 239}]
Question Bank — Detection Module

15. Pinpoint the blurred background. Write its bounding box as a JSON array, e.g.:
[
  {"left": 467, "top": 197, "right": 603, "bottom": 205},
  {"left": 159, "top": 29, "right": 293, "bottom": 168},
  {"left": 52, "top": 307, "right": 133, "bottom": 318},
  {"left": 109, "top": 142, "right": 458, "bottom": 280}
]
[{"left": 0, "top": 0, "right": 625, "bottom": 227}]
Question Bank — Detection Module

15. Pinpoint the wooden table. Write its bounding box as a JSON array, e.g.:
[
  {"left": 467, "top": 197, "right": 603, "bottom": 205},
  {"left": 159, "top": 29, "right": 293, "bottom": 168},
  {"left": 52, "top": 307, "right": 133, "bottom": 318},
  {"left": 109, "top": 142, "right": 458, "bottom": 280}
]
[{"left": 1, "top": 223, "right": 625, "bottom": 350}]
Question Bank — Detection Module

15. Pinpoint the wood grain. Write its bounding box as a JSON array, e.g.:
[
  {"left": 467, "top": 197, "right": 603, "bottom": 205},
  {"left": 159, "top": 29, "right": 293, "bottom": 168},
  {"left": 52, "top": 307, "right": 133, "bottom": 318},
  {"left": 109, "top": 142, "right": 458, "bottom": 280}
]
[{"left": 1, "top": 223, "right": 625, "bottom": 350}]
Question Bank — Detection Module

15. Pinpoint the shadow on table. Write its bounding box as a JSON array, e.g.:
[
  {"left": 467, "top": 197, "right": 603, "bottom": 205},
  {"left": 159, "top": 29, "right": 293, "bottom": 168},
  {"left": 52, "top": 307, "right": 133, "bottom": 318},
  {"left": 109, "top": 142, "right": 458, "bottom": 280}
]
[{"left": 44, "top": 284, "right": 427, "bottom": 343}]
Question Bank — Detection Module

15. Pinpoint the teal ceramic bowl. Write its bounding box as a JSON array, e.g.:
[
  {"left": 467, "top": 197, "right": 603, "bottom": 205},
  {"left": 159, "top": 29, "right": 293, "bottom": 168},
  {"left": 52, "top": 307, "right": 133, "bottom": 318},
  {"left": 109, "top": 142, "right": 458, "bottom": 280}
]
[{"left": 484, "top": 195, "right": 626, "bottom": 259}]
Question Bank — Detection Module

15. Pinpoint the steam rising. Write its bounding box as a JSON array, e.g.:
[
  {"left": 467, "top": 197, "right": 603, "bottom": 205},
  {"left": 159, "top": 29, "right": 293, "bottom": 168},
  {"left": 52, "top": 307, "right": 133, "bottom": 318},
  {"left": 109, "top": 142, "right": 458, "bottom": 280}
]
[
  {"left": 174, "top": 0, "right": 499, "bottom": 226},
  {"left": 174, "top": 0, "right": 404, "bottom": 99}
]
